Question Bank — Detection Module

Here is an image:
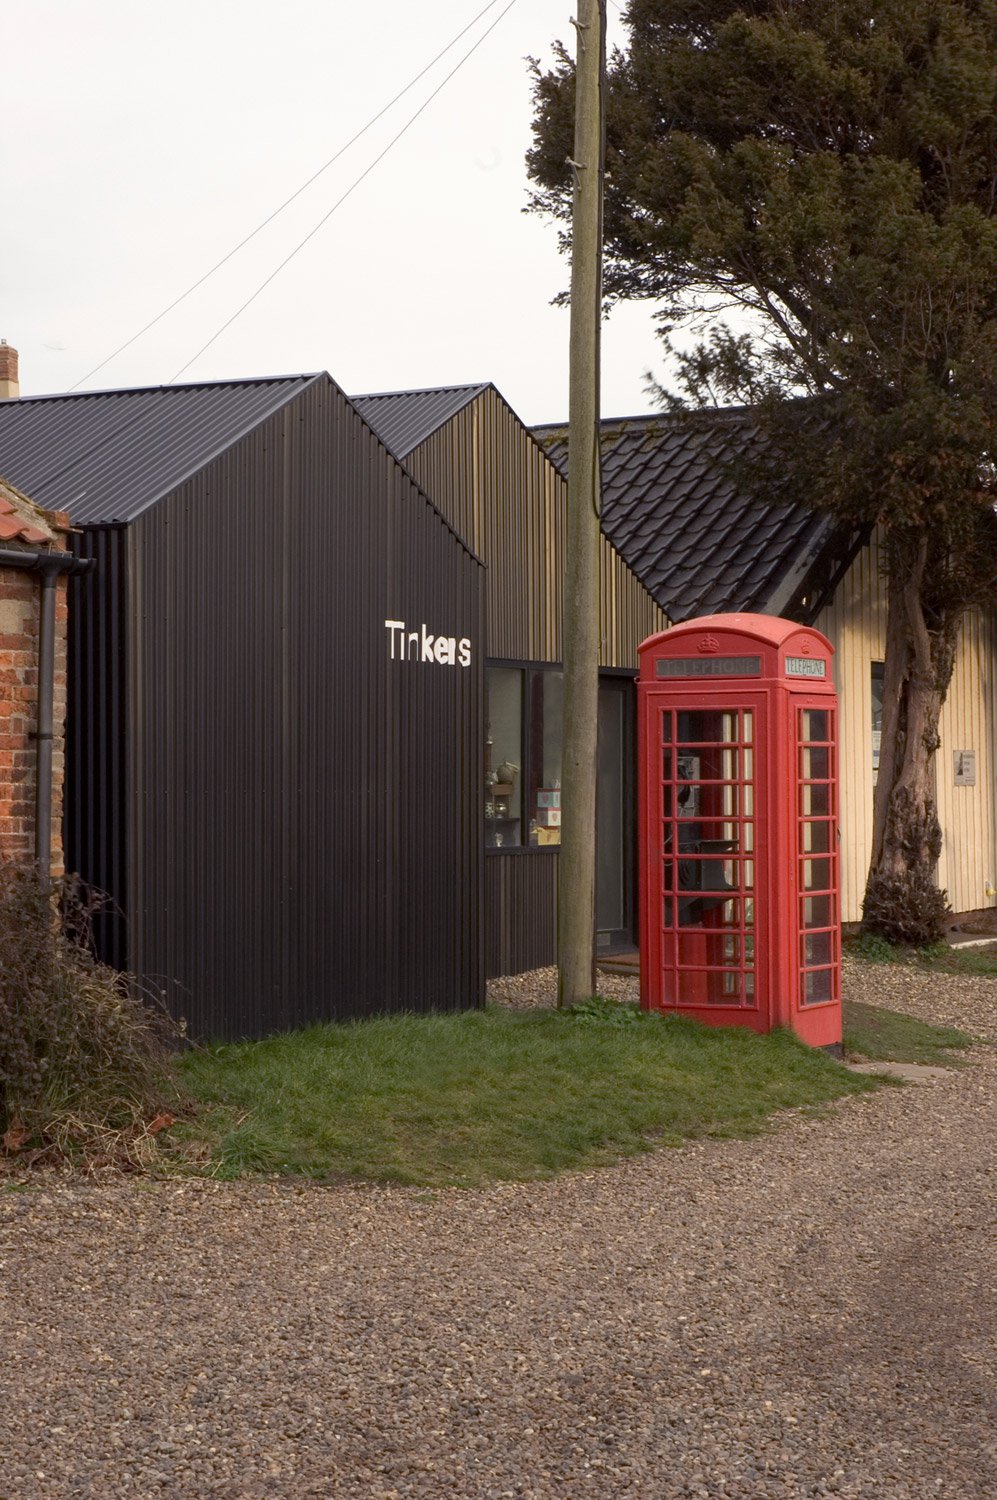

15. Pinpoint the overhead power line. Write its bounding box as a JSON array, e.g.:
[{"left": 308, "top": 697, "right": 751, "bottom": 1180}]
[
  {"left": 71, "top": 0, "right": 513, "bottom": 391},
  {"left": 168, "top": 0, "right": 518, "bottom": 383}
]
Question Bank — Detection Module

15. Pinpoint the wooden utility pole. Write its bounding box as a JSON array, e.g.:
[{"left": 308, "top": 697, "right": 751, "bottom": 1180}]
[{"left": 557, "top": 0, "right": 605, "bottom": 1008}]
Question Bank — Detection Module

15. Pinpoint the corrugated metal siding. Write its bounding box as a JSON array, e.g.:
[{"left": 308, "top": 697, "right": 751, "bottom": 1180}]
[
  {"left": 485, "top": 852, "right": 558, "bottom": 977},
  {"left": 129, "top": 379, "right": 484, "bottom": 1039},
  {"left": 816, "top": 533, "right": 997, "bottom": 922},
  {"left": 64, "top": 525, "right": 131, "bottom": 970},
  {"left": 404, "top": 388, "right": 666, "bottom": 667}
]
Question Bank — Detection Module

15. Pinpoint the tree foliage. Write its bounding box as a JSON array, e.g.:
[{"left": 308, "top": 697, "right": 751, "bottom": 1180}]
[{"left": 528, "top": 1, "right": 997, "bottom": 943}]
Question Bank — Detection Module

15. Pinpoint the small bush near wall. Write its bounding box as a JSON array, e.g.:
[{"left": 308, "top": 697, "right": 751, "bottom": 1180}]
[{"left": 0, "top": 863, "right": 182, "bottom": 1166}]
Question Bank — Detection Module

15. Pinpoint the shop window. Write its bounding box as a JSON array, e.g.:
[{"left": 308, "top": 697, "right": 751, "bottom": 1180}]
[
  {"left": 485, "top": 666, "right": 565, "bottom": 849},
  {"left": 528, "top": 670, "right": 563, "bottom": 846},
  {"left": 485, "top": 667, "right": 523, "bottom": 846}
]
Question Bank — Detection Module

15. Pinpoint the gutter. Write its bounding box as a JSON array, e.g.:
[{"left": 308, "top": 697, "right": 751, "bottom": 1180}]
[{"left": 0, "top": 545, "right": 94, "bottom": 889}]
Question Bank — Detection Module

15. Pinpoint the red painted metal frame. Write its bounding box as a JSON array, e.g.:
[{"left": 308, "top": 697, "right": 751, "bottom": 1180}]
[{"left": 638, "top": 614, "right": 841, "bottom": 1048}]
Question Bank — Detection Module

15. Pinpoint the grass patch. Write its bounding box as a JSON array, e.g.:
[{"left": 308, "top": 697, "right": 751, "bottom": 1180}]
[
  {"left": 174, "top": 1003, "right": 879, "bottom": 1188},
  {"left": 846, "top": 931, "right": 997, "bottom": 978},
  {"left": 843, "top": 998, "right": 974, "bottom": 1066}
]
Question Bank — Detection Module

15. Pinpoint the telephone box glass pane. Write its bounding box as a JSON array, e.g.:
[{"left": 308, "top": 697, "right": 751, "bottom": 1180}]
[
  {"left": 803, "top": 932, "right": 833, "bottom": 967},
  {"left": 679, "top": 819, "right": 740, "bottom": 844},
  {"left": 801, "top": 710, "right": 830, "bottom": 742},
  {"left": 801, "top": 783, "right": 830, "bottom": 817},
  {"left": 802, "top": 894, "right": 834, "bottom": 927},
  {"left": 677, "top": 711, "right": 739, "bottom": 744},
  {"left": 804, "top": 969, "right": 833, "bottom": 1004},
  {"left": 676, "top": 749, "right": 740, "bottom": 783},
  {"left": 802, "top": 746, "right": 830, "bottom": 780},
  {"left": 662, "top": 749, "right": 673, "bottom": 780},
  {"left": 676, "top": 971, "right": 740, "bottom": 1004},
  {"left": 678, "top": 788, "right": 742, "bottom": 821},
  {"left": 660, "top": 711, "right": 673, "bottom": 743},
  {"left": 803, "top": 857, "right": 833, "bottom": 891},
  {"left": 801, "top": 820, "right": 833, "bottom": 854},
  {"left": 677, "top": 932, "right": 741, "bottom": 966}
]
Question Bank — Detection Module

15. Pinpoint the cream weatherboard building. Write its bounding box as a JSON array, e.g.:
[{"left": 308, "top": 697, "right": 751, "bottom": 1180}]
[
  {"left": 537, "top": 409, "right": 997, "bottom": 931},
  {"left": 817, "top": 531, "right": 997, "bottom": 924}
]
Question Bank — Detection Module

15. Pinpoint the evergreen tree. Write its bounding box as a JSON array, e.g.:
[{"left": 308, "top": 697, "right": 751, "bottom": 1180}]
[{"left": 529, "top": 0, "right": 997, "bottom": 944}]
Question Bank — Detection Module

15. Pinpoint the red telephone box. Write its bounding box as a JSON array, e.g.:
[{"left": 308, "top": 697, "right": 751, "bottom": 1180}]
[{"left": 637, "top": 614, "right": 841, "bottom": 1049}]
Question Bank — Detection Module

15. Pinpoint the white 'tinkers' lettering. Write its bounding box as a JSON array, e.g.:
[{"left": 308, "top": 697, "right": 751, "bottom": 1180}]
[{"left": 386, "top": 619, "right": 472, "bottom": 668}]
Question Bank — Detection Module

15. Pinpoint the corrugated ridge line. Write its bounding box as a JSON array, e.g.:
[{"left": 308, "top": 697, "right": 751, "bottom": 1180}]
[
  {"left": 0, "top": 377, "right": 319, "bottom": 524},
  {"left": 352, "top": 383, "right": 490, "bottom": 461}
]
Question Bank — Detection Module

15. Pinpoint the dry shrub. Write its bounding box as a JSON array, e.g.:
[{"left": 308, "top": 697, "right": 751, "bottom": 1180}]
[
  {"left": 862, "top": 869, "right": 950, "bottom": 949},
  {"left": 0, "top": 861, "right": 184, "bottom": 1168}
]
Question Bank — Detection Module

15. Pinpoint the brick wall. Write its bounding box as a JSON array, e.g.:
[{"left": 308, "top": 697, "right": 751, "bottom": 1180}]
[{"left": 0, "top": 546, "right": 69, "bottom": 878}]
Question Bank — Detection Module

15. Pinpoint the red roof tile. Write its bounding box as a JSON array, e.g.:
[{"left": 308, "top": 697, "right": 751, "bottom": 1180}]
[{"left": 0, "top": 479, "right": 66, "bottom": 549}]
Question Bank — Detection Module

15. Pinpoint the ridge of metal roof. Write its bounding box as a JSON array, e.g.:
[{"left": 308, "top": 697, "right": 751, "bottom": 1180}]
[
  {"left": 351, "top": 383, "right": 492, "bottom": 459},
  {"left": 9, "top": 371, "right": 324, "bottom": 403},
  {"left": 0, "top": 374, "right": 325, "bottom": 524}
]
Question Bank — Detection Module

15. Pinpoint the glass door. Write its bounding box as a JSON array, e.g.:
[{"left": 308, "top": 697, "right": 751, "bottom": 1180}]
[
  {"left": 596, "top": 679, "right": 634, "bottom": 950},
  {"left": 657, "top": 702, "right": 761, "bottom": 1008}
]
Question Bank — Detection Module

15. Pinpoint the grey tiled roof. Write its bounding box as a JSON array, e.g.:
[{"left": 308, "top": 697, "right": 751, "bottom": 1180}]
[
  {"left": 0, "top": 375, "right": 321, "bottom": 524},
  {"left": 534, "top": 408, "right": 832, "bottom": 621},
  {"left": 352, "top": 384, "right": 490, "bottom": 460}
]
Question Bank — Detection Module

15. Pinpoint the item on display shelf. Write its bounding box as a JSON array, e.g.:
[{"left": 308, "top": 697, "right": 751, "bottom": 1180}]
[
  {"left": 536, "top": 826, "right": 560, "bottom": 846},
  {"left": 496, "top": 760, "right": 519, "bottom": 785},
  {"left": 536, "top": 788, "right": 561, "bottom": 809},
  {"left": 536, "top": 807, "right": 561, "bottom": 827}
]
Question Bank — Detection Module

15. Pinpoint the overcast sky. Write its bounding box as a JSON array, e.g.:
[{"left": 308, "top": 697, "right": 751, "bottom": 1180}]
[{"left": 4, "top": 0, "right": 667, "bottom": 425}]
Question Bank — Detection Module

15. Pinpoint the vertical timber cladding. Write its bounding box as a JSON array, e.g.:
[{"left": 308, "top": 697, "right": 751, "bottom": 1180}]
[
  {"left": 816, "top": 530, "right": 997, "bottom": 921},
  {"left": 404, "top": 386, "right": 665, "bottom": 978},
  {"left": 65, "top": 524, "right": 130, "bottom": 971},
  {"left": 403, "top": 388, "right": 665, "bottom": 667},
  {"left": 130, "top": 376, "right": 484, "bottom": 1040}
]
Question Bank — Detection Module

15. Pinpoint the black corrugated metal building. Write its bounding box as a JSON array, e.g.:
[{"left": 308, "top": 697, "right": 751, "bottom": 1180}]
[
  {"left": 353, "top": 384, "right": 667, "bottom": 974},
  {"left": 0, "top": 373, "right": 484, "bottom": 1038}
]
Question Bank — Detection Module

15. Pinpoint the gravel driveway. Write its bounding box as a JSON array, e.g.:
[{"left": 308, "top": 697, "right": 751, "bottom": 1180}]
[{"left": 2, "top": 960, "right": 995, "bottom": 1500}]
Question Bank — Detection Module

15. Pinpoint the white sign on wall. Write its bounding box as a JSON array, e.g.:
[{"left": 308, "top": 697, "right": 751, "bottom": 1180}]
[
  {"left": 385, "top": 619, "right": 471, "bottom": 667},
  {"left": 953, "top": 750, "right": 976, "bottom": 786}
]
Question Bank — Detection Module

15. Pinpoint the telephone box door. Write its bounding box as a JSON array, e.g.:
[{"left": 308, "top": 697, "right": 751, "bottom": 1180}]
[{"left": 643, "top": 693, "right": 773, "bottom": 1031}]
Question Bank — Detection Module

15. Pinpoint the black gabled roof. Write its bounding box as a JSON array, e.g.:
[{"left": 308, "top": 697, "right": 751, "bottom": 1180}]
[
  {"left": 534, "top": 407, "right": 837, "bottom": 622},
  {"left": 352, "top": 383, "right": 490, "bottom": 460},
  {"left": 0, "top": 374, "right": 321, "bottom": 525}
]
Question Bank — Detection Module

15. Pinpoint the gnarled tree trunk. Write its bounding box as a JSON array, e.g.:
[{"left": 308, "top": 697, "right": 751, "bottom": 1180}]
[{"left": 863, "top": 533, "right": 960, "bottom": 946}]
